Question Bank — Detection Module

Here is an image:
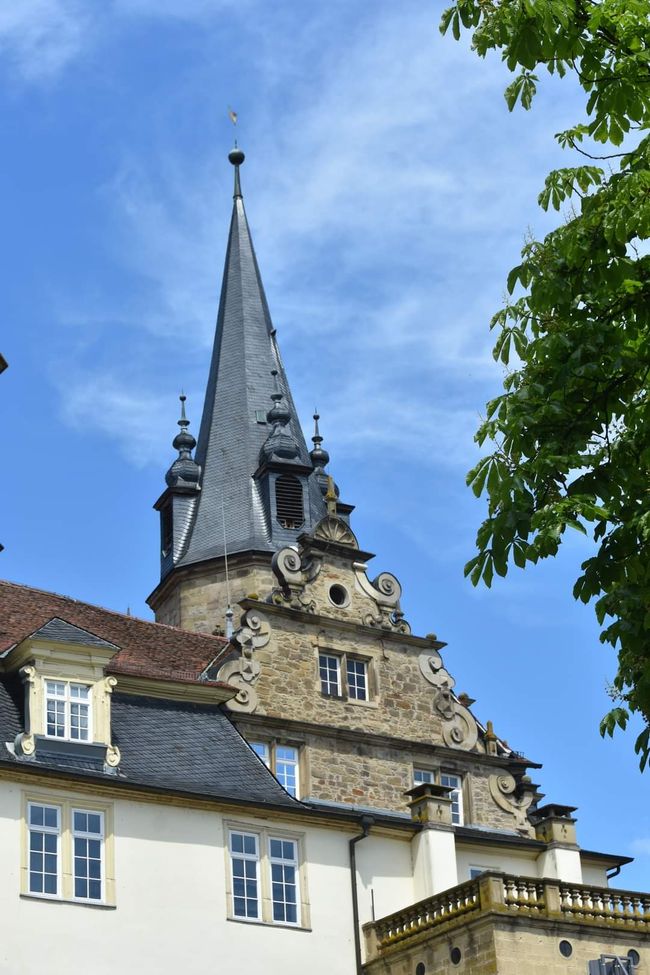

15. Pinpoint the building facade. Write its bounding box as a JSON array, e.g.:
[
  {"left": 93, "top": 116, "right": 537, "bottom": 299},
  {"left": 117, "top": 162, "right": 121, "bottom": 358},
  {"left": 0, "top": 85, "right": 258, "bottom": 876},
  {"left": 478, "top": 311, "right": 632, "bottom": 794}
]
[{"left": 0, "top": 148, "right": 647, "bottom": 974}]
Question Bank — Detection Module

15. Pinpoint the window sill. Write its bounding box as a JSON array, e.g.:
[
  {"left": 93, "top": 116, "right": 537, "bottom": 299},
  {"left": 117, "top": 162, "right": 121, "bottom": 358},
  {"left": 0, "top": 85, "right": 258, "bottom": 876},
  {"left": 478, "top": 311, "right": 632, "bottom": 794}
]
[
  {"left": 20, "top": 893, "right": 116, "bottom": 910},
  {"left": 320, "top": 693, "right": 378, "bottom": 708},
  {"left": 227, "top": 915, "right": 311, "bottom": 932}
]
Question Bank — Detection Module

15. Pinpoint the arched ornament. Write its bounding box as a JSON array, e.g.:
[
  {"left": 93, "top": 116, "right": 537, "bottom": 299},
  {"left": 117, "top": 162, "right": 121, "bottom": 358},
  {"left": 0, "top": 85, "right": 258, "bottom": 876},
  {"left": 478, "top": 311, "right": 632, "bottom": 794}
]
[{"left": 313, "top": 515, "right": 358, "bottom": 548}]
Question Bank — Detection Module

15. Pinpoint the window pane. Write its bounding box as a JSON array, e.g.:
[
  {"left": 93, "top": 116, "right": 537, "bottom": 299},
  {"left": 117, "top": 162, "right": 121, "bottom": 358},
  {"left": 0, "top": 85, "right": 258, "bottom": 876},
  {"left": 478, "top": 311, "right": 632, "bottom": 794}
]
[
  {"left": 275, "top": 745, "right": 299, "bottom": 797},
  {"left": 346, "top": 659, "right": 368, "bottom": 700},
  {"left": 319, "top": 654, "right": 340, "bottom": 696},
  {"left": 413, "top": 768, "right": 435, "bottom": 785},
  {"left": 441, "top": 773, "right": 463, "bottom": 825},
  {"left": 73, "top": 809, "right": 103, "bottom": 900},
  {"left": 70, "top": 683, "right": 90, "bottom": 699},
  {"left": 28, "top": 805, "right": 59, "bottom": 898},
  {"left": 251, "top": 742, "right": 270, "bottom": 766},
  {"left": 269, "top": 837, "right": 299, "bottom": 925}
]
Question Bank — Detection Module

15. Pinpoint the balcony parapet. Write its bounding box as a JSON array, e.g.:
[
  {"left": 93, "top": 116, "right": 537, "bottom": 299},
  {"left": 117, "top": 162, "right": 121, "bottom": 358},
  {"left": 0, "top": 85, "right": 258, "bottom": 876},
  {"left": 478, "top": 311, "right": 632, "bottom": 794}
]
[{"left": 363, "top": 872, "right": 650, "bottom": 962}]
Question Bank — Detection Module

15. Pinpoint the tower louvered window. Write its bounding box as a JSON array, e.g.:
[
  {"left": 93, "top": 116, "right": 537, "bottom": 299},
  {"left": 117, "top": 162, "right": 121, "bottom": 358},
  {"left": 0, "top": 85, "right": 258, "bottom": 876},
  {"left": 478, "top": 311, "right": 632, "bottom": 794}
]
[{"left": 275, "top": 475, "right": 304, "bottom": 529}]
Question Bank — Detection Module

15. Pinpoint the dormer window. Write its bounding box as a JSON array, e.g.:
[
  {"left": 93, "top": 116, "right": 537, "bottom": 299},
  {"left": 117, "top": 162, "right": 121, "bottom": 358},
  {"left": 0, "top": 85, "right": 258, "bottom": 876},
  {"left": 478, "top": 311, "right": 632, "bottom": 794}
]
[{"left": 45, "top": 681, "right": 91, "bottom": 742}]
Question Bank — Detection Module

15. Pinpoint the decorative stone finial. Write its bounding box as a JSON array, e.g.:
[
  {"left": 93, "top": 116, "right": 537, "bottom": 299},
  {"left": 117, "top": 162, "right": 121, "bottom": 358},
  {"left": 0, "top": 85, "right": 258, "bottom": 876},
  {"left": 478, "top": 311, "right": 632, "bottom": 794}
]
[
  {"left": 228, "top": 145, "right": 245, "bottom": 198},
  {"left": 259, "top": 370, "right": 300, "bottom": 464},
  {"left": 325, "top": 476, "right": 338, "bottom": 516},
  {"left": 165, "top": 394, "right": 200, "bottom": 488}
]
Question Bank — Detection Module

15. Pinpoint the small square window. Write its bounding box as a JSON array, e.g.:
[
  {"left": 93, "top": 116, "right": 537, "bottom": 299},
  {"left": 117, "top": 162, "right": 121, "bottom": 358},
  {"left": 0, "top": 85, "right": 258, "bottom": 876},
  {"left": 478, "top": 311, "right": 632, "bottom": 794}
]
[
  {"left": 346, "top": 659, "right": 368, "bottom": 701},
  {"left": 250, "top": 741, "right": 300, "bottom": 797},
  {"left": 319, "top": 654, "right": 341, "bottom": 696}
]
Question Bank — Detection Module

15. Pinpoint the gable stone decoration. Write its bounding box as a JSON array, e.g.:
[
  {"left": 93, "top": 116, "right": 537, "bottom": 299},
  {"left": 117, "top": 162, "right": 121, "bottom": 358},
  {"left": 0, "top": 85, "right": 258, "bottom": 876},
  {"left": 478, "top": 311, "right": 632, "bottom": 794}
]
[
  {"left": 418, "top": 651, "right": 479, "bottom": 751},
  {"left": 217, "top": 608, "right": 270, "bottom": 713},
  {"left": 489, "top": 770, "right": 536, "bottom": 835}
]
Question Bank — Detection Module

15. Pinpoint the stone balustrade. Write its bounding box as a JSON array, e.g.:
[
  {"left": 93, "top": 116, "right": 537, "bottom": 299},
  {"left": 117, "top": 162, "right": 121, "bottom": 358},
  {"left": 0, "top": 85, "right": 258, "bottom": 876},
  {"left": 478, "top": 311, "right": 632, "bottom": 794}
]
[{"left": 363, "top": 872, "right": 650, "bottom": 962}]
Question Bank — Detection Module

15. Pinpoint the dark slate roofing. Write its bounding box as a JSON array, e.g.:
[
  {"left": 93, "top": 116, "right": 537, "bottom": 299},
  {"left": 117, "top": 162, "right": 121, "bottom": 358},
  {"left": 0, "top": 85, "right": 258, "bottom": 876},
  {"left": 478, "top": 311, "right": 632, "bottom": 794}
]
[
  {"left": 31, "top": 618, "right": 118, "bottom": 650},
  {"left": 0, "top": 677, "right": 297, "bottom": 809},
  {"left": 175, "top": 153, "right": 326, "bottom": 570},
  {"left": 0, "top": 580, "right": 228, "bottom": 680}
]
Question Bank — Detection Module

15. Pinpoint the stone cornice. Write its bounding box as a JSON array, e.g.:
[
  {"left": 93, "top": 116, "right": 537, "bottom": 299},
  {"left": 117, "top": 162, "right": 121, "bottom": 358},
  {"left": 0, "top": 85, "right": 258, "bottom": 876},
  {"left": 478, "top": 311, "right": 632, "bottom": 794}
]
[
  {"left": 112, "top": 672, "right": 237, "bottom": 704},
  {"left": 147, "top": 550, "right": 274, "bottom": 610},
  {"left": 231, "top": 711, "right": 542, "bottom": 771},
  {"left": 239, "top": 598, "right": 447, "bottom": 652}
]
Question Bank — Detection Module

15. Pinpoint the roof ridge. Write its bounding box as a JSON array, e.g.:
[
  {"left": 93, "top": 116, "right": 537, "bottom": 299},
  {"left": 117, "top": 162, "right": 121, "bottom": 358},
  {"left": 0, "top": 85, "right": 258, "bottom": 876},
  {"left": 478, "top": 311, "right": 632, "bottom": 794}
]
[{"left": 0, "top": 579, "right": 227, "bottom": 645}]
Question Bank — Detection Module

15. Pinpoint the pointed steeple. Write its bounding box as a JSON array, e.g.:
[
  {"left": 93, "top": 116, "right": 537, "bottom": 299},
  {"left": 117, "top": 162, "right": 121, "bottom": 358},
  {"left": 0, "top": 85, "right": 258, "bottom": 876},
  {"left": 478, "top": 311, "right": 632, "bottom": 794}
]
[{"left": 168, "top": 146, "right": 325, "bottom": 572}]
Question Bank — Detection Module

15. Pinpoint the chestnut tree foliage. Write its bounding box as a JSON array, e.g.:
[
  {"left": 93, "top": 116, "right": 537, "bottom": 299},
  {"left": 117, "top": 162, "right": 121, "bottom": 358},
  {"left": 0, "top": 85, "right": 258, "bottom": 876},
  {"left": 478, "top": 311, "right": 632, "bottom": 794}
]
[{"left": 440, "top": 0, "right": 650, "bottom": 767}]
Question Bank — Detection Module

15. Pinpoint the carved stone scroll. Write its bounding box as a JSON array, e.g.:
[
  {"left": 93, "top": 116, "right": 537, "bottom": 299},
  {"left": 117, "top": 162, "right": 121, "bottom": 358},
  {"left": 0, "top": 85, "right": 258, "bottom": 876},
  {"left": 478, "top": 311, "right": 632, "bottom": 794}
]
[
  {"left": 218, "top": 608, "right": 271, "bottom": 713},
  {"left": 418, "top": 652, "right": 479, "bottom": 751},
  {"left": 489, "top": 770, "right": 534, "bottom": 833}
]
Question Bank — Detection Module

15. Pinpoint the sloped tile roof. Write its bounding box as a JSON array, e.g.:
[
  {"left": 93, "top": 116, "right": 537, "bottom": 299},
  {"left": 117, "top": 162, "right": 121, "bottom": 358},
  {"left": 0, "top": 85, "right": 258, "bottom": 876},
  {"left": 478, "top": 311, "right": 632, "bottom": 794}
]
[{"left": 0, "top": 580, "right": 229, "bottom": 681}]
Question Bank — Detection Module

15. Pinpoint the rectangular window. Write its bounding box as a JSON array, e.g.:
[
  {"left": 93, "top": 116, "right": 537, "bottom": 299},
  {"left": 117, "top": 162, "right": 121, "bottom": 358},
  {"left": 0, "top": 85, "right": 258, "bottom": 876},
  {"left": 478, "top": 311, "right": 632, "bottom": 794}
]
[
  {"left": 227, "top": 826, "right": 306, "bottom": 928},
  {"left": 269, "top": 837, "right": 299, "bottom": 924},
  {"left": 44, "top": 680, "right": 91, "bottom": 742},
  {"left": 440, "top": 772, "right": 463, "bottom": 825},
  {"left": 346, "top": 659, "right": 368, "bottom": 701},
  {"left": 23, "top": 794, "right": 114, "bottom": 905},
  {"left": 412, "top": 769, "right": 464, "bottom": 825},
  {"left": 275, "top": 746, "right": 299, "bottom": 797},
  {"left": 72, "top": 809, "right": 104, "bottom": 901},
  {"left": 28, "top": 803, "right": 60, "bottom": 897},
  {"left": 250, "top": 742, "right": 300, "bottom": 797},
  {"left": 229, "top": 831, "right": 260, "bottom": 920},
  {"left": 319, "top": 653, "right": 341, "bottom": 696}
]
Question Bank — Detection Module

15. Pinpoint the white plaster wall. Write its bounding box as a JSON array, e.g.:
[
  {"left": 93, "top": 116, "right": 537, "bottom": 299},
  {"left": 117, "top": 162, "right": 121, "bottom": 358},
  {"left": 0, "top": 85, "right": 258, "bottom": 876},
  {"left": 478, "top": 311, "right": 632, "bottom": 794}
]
[
  {"left": 581, "top": 863, "right": 609, "bottom": 886},
  {"left": 0, "top": 782, "right": 372, "bottom": 975},
  {"left": 350, "top": 832, "right": 414, "bottom": 927},
  {"left": 455, "top": 844, "right": 540, "bottom": 881}
]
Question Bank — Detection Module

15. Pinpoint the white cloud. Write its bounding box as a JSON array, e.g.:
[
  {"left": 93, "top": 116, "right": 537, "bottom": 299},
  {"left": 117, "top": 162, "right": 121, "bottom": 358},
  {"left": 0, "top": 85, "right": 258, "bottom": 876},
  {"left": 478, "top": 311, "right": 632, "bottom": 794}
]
[
  {"left": 0, "top": 0, "right": 89, "bottom": 80},
  {"left": 50, "top": 0, "right": 583, "bottom": 472}
]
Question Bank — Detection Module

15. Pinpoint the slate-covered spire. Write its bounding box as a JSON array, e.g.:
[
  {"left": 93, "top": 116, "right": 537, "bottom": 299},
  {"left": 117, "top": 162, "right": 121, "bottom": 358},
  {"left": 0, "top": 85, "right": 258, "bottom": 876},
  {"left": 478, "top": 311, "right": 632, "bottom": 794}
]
[{"left": 171, "top": 146, "right": 325, "bottom": 571}]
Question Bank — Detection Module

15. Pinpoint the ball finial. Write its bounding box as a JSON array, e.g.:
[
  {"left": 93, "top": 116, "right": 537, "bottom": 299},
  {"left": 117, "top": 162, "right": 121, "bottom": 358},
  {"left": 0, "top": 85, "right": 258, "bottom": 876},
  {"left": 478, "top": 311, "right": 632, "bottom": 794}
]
[{"left": 228, "top": 146, "right": 245, "bottom": 167}]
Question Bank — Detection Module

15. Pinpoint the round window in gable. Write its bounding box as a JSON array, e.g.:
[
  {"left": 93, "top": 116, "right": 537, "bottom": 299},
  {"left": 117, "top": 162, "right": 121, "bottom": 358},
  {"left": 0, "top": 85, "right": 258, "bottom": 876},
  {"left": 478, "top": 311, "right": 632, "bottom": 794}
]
[
  {"left": 415, "top": 964, "right": 426, "bottom": 975},
  {"left": 628, "top": 950, "right": 640, "bottom": 968},
  {"left": 450, "top": 947, "right": 462, "bottom": 965},
  {"left": 329, "top": 584, "right": 349, "bottom": 608},
  {"left": 559, "top": 941, "right": 573, "bottom": 958}
]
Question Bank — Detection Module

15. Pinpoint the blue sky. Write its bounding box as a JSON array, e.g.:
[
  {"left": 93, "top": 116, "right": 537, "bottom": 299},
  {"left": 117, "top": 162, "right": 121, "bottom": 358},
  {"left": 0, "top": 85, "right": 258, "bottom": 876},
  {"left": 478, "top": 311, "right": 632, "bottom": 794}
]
[{"left": 2, "top": 0, "right": 648, "bottom": 886}]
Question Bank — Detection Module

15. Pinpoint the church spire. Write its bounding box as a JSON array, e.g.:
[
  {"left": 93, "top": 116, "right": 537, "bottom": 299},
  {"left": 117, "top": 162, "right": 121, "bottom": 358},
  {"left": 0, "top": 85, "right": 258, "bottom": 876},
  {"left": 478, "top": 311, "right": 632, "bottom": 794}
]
[{"left": 161, "top": 146, "right": 328, "bottom": 575}]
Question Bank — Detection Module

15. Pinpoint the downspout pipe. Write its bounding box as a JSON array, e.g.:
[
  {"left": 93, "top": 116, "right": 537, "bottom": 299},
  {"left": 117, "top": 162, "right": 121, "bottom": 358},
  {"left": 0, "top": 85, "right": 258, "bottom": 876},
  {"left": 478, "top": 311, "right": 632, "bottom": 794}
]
[{"left": 350, "top": 814, "right": 375, "bottom": 975}]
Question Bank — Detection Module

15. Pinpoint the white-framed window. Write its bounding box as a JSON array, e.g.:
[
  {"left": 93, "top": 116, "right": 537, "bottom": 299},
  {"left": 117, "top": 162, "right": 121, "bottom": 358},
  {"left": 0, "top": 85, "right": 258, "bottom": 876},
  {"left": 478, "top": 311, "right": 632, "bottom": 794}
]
[
  {"left": 23, "top": 794, "right": 113, "bottom": 905},
  {"left": 27, "top": 802, "right": 60, "bottom": 898},
  {"left": 319, "top": 653, "right": 341, "bottom": 696},
  {"left": 227, "top": 826, "right": 306, "bottom": 928},
  {"left": 346, "top": 658, "right": 368, "bottom": 701},
  {"left": 251, "top": 741, "right": 300, "bottom": 797},
  {"left": 413, "top": 768, "right": 464, "bottom": 825},
  {"left": 44, "top": 680, "right": 91, "bottom": 742},
  {"left": 71, "top": 809, "right": 104, "bottom": 902},
  {"left": 318, "top": 652, "right": 373, "bottom": 702},
  {"left": 269, "top": 837, "right": 300, "bottom": 924},
  {"left": 229, "top": 830, "right": 260, "bottom": 920}
]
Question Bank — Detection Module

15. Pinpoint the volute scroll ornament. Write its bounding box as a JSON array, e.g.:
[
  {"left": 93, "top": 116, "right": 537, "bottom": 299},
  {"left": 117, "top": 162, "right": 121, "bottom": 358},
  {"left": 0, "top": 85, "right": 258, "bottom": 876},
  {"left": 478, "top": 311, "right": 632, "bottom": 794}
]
[
  {"left": 218, "top": 607, "right": 270, "bottom": 713},
  {"left": 418, "top": 652, "right": 479, "bottom": 751},
  {"left": 271, "top": 546, "right": 321, "bottom": 611},
  {"left": 353, "top": 564, "right": 412, "bottom": 633},
  {"left": 489, "top": 770, "right": 534, "bottom": 834}
]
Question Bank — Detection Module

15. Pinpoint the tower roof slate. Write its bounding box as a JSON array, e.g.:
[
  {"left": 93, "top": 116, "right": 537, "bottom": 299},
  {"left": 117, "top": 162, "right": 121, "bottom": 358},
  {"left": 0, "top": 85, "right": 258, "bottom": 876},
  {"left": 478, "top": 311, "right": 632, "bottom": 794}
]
[{"left": 177, "top": 152, "right": 320, "bottom": 569}]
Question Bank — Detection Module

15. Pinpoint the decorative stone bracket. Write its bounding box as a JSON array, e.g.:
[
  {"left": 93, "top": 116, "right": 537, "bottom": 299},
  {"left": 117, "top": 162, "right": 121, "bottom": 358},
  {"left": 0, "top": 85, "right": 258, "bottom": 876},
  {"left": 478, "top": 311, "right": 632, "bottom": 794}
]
[
  {"left": 489, "top": 770, "right": 535, "bottom": 835},
  {"left": 353, "top": 564, "right": 411, "bottom": 634},
  {"left": 271, "top": 546, "right": 321, "bottom": 612},
  {"left": 418, "top": 652, "right": 478, "bottom": 750},
  {"left": 217, "top": 607, "right": 271, "bottom": 713}
]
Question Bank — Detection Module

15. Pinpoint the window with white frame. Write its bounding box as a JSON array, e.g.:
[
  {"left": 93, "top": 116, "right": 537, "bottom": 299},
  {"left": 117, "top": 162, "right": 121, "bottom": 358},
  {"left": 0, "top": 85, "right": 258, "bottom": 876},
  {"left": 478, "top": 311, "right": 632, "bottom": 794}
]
[
  {"left": 346, "top": 658, "right": 368, "bottom": 701},
  {"left": 26, "top": 799, "right": 109, "bottom": 904},
  {"left": 227, "top": 827, "right": 304, "bottom": 927},
  {"left": 412, "top": 768, "right": 464, "bottom": 825},
  {"left": 72, "top": 809, "right": 104, "bottom": 901},
  {"left": 28, "top": 803, "right": 60, "bottom": 897},
  {"left": 44, "top": 680, "right": 91, "bottom": 742},
  {"left": 318, "top": 652, "right": 372, "bottom": 702},
  {"left": 318, "top": 653, "right": 341, "bottom": 696},
  {"left": 250, "top": 741, "right": 300, "bottom": 797},
  {"left": 230, "top": 830, "right": 260, "bottom": 920}
]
